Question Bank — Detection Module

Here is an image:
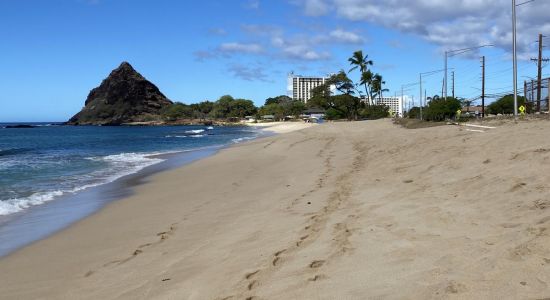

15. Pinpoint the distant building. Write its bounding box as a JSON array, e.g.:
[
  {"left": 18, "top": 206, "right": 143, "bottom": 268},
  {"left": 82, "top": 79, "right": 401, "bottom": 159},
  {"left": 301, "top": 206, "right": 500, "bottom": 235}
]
[
  {"left": 287, "top": 72, "right": 332, "bottom": 103},
  {"left": 363, "top": 96, "right": 404, "bottom": 117}
]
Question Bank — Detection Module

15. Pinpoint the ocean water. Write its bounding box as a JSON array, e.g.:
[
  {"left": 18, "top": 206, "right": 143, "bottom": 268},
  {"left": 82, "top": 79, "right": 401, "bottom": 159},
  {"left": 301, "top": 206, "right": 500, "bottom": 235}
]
[{"left": 0, "top": 123, "right": 262, "bottom": 217}]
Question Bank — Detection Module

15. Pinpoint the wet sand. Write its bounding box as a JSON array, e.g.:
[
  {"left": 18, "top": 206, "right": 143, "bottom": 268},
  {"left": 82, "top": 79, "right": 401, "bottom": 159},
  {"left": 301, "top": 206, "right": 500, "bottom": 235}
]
[{"left": 2, "top": 119, "right": 550, "bottom": 299}]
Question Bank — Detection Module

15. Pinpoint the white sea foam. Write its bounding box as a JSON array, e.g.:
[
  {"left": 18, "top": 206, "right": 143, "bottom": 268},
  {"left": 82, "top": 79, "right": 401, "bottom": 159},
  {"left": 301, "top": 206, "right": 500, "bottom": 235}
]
[
  {"left": 185, "top": 129, "right": 205, "bottom": 134},
  {"left": 206, "top": 126, "right": 214, "bottom": 130},
  {"left": 232, "top": 136, "right": 257, "bottom": 143},
  {"left": 0, "top": 190, "right": 64, "bottom": 216},
  {"left": 190, "top": 134, "right": 204, "bottom": 138},
  {"left": 0, "top": 152, "right": 165, "bottom": 216}
]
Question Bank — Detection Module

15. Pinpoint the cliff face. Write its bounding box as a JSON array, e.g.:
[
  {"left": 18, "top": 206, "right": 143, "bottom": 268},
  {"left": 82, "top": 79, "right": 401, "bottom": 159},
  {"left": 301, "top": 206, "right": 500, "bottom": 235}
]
[{"left": 67, "top": 62, "right": 173, "bottom": 125}]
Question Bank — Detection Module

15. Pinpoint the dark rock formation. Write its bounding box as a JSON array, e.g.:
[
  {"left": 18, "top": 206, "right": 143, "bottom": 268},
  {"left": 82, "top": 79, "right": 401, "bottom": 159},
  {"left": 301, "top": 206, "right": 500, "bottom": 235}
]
[{"left": 67, "top": 62, "right": 173, "bottom": 125}]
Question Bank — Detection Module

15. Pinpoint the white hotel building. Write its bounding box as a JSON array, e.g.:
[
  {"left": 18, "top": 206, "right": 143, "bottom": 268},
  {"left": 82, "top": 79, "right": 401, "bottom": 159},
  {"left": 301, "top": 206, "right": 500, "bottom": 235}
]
[
  {"left": 287, "top": 72, "right": 404, "bottom": 117},
  {"left": 363, "top": 96, "right": 405, "bottom": 117},
  {"left": 287, "top": 72, "right": 331, "bottom": 103}
]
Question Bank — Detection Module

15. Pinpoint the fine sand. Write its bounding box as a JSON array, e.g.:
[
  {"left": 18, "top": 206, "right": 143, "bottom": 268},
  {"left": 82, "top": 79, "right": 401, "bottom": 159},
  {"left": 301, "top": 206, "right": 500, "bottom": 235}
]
[
  {"left": 2, "top": 119, "right": 550, "bottom": 299},
  {"left": 251, "top": 121, "right": 318, "bottom": 133}
]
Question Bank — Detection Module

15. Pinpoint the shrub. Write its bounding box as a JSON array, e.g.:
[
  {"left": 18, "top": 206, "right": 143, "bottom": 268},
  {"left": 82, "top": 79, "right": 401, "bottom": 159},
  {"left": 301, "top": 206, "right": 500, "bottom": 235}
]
[
  {"left": 486, "top": 94, "right": 529, "bottom": 115},
  {"left": 424, "top": 97, "right": 461, "bottom": 121},
  {"left": 360, "top": 105, "right": 389, "bottom": 119},
  {"left": 325, "top": 108, "right": 345, "bottom": 120}
]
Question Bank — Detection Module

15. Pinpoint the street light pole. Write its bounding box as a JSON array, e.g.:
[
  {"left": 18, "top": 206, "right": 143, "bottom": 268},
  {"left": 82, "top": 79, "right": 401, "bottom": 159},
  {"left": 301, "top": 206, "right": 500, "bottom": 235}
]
[{"left": 512, "top": 0, "right": 518, "bottom": 118}]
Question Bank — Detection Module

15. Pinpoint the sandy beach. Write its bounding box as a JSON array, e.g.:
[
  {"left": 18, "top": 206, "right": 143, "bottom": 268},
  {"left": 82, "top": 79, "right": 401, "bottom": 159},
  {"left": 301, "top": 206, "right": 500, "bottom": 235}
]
[{"left": 2, "top": 119, "right": 550, "bottom": 299}]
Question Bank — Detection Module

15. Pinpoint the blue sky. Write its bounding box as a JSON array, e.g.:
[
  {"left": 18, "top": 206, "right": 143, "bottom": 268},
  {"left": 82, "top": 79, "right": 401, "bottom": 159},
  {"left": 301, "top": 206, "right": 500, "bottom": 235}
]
[{"left": 0, "top": 0, "right": 548, "bottom": 122}]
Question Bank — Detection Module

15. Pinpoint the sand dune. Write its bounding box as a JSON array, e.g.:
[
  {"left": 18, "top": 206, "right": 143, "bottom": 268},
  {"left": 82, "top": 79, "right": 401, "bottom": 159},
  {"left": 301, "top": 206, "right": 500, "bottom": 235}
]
[{"left": 2, "top": 119, "right": 550, "bottom": 299}]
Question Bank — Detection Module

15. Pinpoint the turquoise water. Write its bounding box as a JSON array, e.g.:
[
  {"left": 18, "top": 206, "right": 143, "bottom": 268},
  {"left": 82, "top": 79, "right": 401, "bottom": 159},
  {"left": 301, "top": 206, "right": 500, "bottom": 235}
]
[{"left": 0, "top": 124, "right": 261, "bottom": 216}]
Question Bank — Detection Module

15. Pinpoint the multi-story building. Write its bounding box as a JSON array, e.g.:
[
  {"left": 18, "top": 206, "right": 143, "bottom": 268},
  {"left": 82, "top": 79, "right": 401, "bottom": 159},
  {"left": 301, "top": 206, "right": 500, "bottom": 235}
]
[
  {"left": 287, "top": 72, "right": 331, "bottom": 103},
  {"left": 363, "top": 96, "right": 404, "bottom": 117}
]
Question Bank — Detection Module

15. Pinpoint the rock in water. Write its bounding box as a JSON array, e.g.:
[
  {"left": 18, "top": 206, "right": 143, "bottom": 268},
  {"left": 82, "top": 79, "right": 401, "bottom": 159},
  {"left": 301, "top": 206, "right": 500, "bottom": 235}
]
[{"left": 67, "top": 62, "right": 173, "bottom": 125}]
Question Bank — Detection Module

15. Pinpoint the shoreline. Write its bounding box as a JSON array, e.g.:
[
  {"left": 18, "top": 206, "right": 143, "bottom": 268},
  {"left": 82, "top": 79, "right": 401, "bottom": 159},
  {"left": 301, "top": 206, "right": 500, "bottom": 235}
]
[
  {"left": 0, "top": 123, "right": 306, "bottom": 258},
  {"left": 4, "top": 119, "right": 550, "bottom": 298},
  {"left": 0, "top": 145, "right": 221, "bottom": 258}
]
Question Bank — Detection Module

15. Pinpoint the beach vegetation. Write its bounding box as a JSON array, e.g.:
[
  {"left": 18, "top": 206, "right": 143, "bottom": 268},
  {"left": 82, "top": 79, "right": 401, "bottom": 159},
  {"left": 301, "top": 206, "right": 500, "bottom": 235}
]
[
  {"left": 348, "top": 50, "right": 373, "bottom": 102},
  {"left": 360, "top": 104, "right": 390, "bottom": 119},
  {"left": 209, "top": 95, "right": 257, "bottom": 119},
  {"left": 161, "top": 102, "right": 194, "bottom": 121},
  {"left": 422, "top": 96, "right": 462, "bottom": 121},
  {"left": 486, "top": 94, "right": 529, "bottom": 115},
  {"left": 258, "top": 96, "right": 306, "bottom": 120},
  {"left": 265, "top": 95, "right": 292, "bottom": 106}
]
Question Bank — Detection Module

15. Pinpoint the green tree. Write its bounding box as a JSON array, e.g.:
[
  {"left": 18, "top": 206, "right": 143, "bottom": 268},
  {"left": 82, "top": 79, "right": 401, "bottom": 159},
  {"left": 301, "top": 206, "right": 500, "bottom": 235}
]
[
  {"left": 486, "top": 94, "right": 528, "bottom": 115},
  {"left": 307, "top": 72, "right": 362, "bottom": 120},
  {"left": 228, "top": 99, "right": 257, "bottom": 118},
  {"left": 423, "top": 96, "right": 462, "bottom": 121},
  {"left": 209, "top": 95, "right": 234, "bottom": 118},
  {"left": 258, "top": 103, "right": 284, "bottom": 120},
  {"left": 348, "top": 50, "right": 373, "bottom": 102},
  {"left": 190, "top": 101, "right": 214, "bottom": 119},
  {"left": 265, "top": 95, "right": 292, "bottom": 106},
  {"left": 360, "top": 104, "right": 389, "bottom": 119},
  {"left": 161, "top": 102, "right": 193, "bottom": 121},
  {"left": 325, "top": 108, "right": 345, "bottom": 120},
  {"left": 371, "top": 73, "right": 388, "bottom": 100},
  {"left": 328, "top": 70, "right": 356, "bottom": 95}
]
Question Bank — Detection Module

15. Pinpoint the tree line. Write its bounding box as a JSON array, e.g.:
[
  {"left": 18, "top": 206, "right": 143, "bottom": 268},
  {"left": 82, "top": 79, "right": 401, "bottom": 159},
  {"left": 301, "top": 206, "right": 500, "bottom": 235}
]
[
  {"left": 307, "top": 50, "right": 390, "bottom": 120},
  {"left": 161, "top": 50, "right": 391, "bottom": 122},
  {"left": 406, "top": 94, "right": 529, "bottom": 121}
]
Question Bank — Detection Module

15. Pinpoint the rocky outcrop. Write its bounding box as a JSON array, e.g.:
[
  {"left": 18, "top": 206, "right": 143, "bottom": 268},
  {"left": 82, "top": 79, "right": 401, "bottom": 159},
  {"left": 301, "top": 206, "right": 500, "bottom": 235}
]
[{"left": 67, "top": 62, "right": 173, "bottom": 125}]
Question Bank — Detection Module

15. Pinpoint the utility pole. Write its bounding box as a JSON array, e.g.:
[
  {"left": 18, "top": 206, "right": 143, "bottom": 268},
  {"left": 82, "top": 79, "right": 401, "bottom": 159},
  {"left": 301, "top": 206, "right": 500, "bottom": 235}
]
[
  {"left": 481, "top": 56, "right": 485, "bottom": 118},
  {"left": 401, "top": 86, "right": 407, "bottom": 116},
  {"left": 452, "top": 71, "right": 455, "bottom": 98},
  {"left": 531, "top": 80, "right": 535, "bottom": 102},
  {"left": 512, "top": 0, "right": 518, "bottom": 118},
  {"left": 419, "top": 73, "right": 423, "bottom": 120},
  {"left": 524, "top": 80, "right": 527, "bottom": 100},
  {"left": 538, "top": 33, "right": 543, "bottom": 112},
  {"left": 444, "top": 51, "right": 448, "bottom": 100},
  {"left": 530, "top": 33, "right": 549, "bottom": 112}
]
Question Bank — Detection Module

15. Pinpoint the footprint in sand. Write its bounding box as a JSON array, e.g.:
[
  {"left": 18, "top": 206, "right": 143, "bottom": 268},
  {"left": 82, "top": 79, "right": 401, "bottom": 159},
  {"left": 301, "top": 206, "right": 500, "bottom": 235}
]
[
  {"left": 308, "top": 274, "right": 327, "bottom": 282},
  {"left": 245, "top": 270, "right": 259, "bottom": 280},
  {"left": 309, "top": 260, "right": 325, "bottom": 268},
  {"left": 247, "top": 280, "right": 259, "bottom": 290}
]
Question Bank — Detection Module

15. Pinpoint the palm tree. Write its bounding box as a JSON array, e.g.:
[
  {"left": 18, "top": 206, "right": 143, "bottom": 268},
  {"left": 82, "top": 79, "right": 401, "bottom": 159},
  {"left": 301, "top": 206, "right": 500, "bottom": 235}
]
[
  {"left": 348, "top": 50, "right": 373, "bottom": 104},
  {"left": 372, "top": 74, "right": 388, "bottom": 102},
  {"left": 359, "top": 70, "right": 374, "bottom": 105}
]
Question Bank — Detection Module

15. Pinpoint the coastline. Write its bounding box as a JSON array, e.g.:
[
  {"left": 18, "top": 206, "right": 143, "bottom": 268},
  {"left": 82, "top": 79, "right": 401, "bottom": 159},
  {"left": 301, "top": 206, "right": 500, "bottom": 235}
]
[
  {"left": 0, "top": 123, "right": 303, "bottom": 258},
  {"left": 3, "top": 119, "right": 550, "bottom": 299}
]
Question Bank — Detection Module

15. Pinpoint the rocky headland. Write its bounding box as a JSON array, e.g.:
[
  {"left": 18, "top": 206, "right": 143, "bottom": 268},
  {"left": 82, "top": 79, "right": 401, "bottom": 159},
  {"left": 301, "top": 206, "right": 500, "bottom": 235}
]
[{"left": 67, "top": 62, "right": 173, "bottom": 125}]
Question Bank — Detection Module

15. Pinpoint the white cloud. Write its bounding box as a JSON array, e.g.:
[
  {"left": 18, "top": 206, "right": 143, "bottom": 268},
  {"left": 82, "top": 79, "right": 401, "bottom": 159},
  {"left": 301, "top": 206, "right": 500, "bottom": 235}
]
[
  {"left": 219, "top": 42, "right": 264, "bottom": 54},
  {"left": 270, "top": 36, "right": 331, "bottom": 60},
  {"left": 328, "top": 29, "right": 364, "bottom": 44},
  {"left": 208, "top": 28, "right": 227, "bottom": 36},
  {"left": 228, "top": 64, "right": 270, "bottom": 82},
  {"left": 245, "top": 0, "right": 260, "bottom": 9},
  {"left": 304, "top": 0, "right": 329, "bottom": 16},
  {"left": 292, "top": 0, "right": 550, "bottom": 57}
]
